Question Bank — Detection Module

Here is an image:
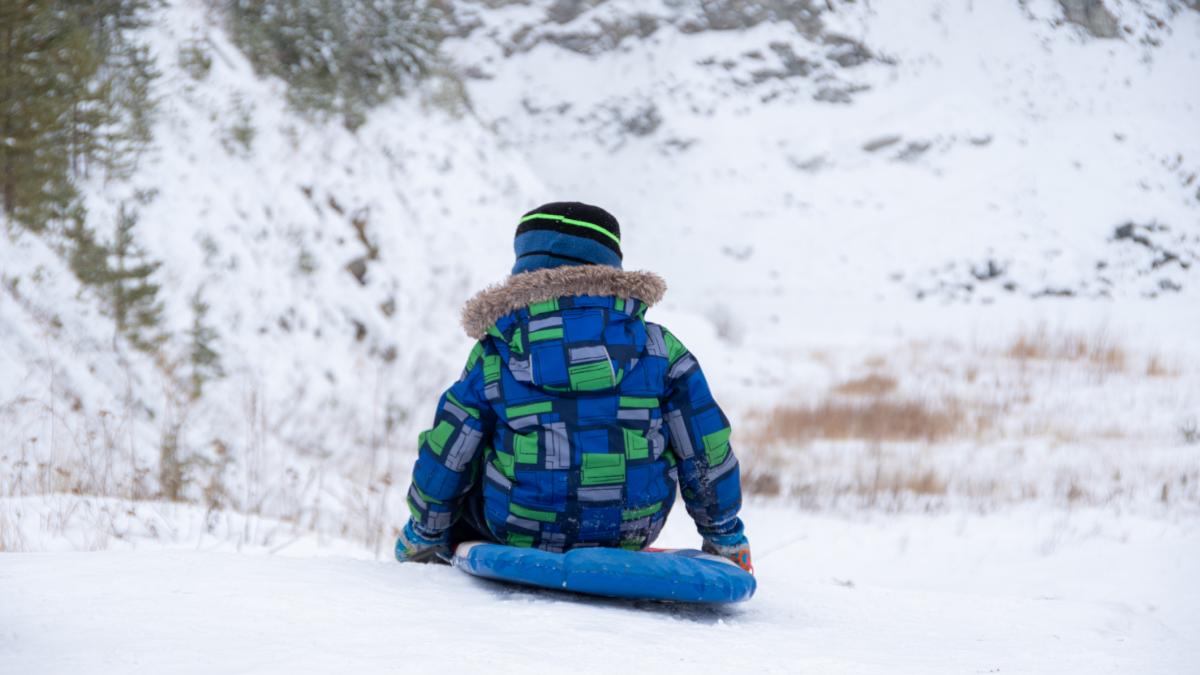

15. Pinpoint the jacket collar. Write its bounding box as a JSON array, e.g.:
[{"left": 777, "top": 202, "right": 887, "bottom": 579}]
[{"left": 460, "top": 266, "right": 667, "bottom": 339}]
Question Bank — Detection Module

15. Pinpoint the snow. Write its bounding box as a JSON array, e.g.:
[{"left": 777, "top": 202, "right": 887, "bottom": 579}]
[
  {"left": 3, "top": 505, "right": 1197, "bottom": 674},
  {"left": 2, "top": 1, "right": 1200, "bottom": 671}
]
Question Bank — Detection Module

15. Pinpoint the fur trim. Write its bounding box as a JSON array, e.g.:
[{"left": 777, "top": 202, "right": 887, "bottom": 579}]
[{"left": 461, "top": 266, "right": 667, "bottom": 339}]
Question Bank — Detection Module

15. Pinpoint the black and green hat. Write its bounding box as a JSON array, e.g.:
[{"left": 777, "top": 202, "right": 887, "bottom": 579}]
[{"left": 512, "top": 202, "right": 622, "bottom": 274}]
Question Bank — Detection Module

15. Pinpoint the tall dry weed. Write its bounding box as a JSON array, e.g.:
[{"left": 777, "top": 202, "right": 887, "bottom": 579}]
[
  {"left": 0, "top": 508, "right": 21, "bottom": 552},
  {"left": 1005, "top": 328, "right": 1127, "bottom": 374}
]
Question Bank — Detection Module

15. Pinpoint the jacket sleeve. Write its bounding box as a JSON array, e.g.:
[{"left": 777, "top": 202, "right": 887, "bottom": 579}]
[
  {"left": 659, "top": 327, "right": 745, "bottom": 540},
  {"left": 405, "top": 342, "right": 496, "bottom": 536}
]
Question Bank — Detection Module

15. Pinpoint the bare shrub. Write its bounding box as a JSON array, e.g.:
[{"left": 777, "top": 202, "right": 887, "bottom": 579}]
[
  {"left": 1181, "top": 418, "right": 1199, "bottom": 445},
  {"left": 833, "top": 373, "right": 897, "bottom": 397},
  {"left": 0, "top": 509, "right": 21, "bottom": 552},
  {"left": 159, "top": 425, "right": 185, "bottom": 502}
]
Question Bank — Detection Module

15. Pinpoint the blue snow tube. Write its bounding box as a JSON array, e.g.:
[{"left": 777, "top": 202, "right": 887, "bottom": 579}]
[{"left": 452, "top": 542, "right": 756, "bottom": 604}]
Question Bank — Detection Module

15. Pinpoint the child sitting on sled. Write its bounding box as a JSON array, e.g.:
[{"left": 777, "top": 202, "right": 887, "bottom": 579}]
[{"left": 395, "top": 202, "right": 751, "bottom": 572}]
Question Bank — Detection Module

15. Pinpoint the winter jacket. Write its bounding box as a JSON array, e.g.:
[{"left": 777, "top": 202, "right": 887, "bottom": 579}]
[{"left": 405, "top": 266, "right": 744, "bottom": 551}]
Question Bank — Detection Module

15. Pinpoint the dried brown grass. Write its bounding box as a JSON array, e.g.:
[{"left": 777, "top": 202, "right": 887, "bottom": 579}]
[
  {"left": 760, "top": 397, "right": 963, "bottom": 444},
  {"left": 903, "top": 470, "right": 949, "bottom": 496},
  {"left": 1005, "top": 328, "right": 1127, "bottom": 373},
  {"left": 1145, "top": 354, "right": 1179, "bottom": 378},
  {"left": 739, "top": 332, "right": 1195, "bottom": 508},
  {"left": 862, "top": 468, "right": 949, "bottom": 499},
  {"left": 833, "top": 373, "right": 898, "bottom": 397},
  {"left": 781, "top": 461, "right": 953, "bottom": 509},
  {"left": 741, "top": 467, "right": 783, "bottom": 497}
]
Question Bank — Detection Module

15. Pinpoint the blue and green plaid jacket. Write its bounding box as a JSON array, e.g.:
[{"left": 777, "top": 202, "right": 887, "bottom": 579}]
[{"left": 405, "top": 268, "right": 743, "bottom": 551}]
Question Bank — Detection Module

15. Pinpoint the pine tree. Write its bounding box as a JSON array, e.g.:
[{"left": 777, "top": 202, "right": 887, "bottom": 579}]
[
  {"left": 104, "top": 204, "right": 164, "bottom": 352},
  {"left": 0, "top": 1, "right": 94, "bottom": 231},
  {"left": 66, "top": 0, "right": 158, "bottom": 181},
  {"left": 71, "top": 0, "right": 154, "bottom": 54},
  {"left": 65, "top": 210, "right": 110, "bottom": 286},
  {"left": 186, "top": 289, "right": 224, "bottom": 399},
  {"left": 0, "top": 0, "right": 157, "bottom": 231},
  {"left": 100, "top": 40, "right": 158, "bottom": 178}
]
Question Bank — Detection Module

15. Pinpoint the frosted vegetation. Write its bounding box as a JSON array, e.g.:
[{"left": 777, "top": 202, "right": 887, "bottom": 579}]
[
  {"left": 223, "top": 0, "right": 446, "bottom": 128},
  {"left": 1, "top": 0, "right": 1198, "bottom": 557}
]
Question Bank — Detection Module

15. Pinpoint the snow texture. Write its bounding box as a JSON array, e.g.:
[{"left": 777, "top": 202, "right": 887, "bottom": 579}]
[{"left": 2, "top": 505, "right": 1198, "bottom": 674}]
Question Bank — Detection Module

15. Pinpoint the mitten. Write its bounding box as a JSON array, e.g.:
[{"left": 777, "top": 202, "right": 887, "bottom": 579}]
[
  {"left": 702, "top": 531, "right": 753, "bottom": 574},
  {"left": 395, "top": 519, "right": 451, "bottom": 564}
]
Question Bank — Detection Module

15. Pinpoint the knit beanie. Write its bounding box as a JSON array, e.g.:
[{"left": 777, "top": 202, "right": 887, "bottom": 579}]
[{"left": 512, "top": 202, "right": 623, "bottom": 275}]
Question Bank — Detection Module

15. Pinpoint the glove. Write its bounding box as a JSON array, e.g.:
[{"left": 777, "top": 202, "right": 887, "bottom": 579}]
[
  {"left": 395, "top": 519, "right": 451, "bottom": 564},
  {"left": 702, "top": 531, "right": 753, "bottom": 574}
]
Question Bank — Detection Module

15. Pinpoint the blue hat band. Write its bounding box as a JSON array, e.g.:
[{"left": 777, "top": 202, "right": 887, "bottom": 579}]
[{"left": 512, "top": 230, "right": 623, "bottom": 275}]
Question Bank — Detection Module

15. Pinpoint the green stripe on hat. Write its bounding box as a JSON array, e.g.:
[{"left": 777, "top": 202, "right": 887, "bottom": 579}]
[{"left": 519, "top": 213, "right": 621, "bottom": 247}]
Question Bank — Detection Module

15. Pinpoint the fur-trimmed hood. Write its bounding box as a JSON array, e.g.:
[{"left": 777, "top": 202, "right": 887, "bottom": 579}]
[{"left": 460, "top": 266, "right": 667, "bottom": 339}]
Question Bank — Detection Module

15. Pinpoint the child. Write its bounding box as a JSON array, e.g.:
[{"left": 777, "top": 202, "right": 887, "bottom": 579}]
[{"left": 396, "top": 202, "right": 751, "bottom": 572}]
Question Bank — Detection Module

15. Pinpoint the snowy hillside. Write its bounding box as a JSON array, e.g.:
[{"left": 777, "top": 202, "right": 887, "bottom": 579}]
[
  {"left": 454, "top": 0, "right": 1200, "bottom": 304},
  {"left": 1, "top": 1, "right": 1199, "bottom": 671}
]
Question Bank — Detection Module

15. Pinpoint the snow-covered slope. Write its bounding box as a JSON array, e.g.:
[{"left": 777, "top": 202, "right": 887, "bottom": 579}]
[
  {"left": 454, "top": 0, "right": 1200, "bottom": 305},
  {"left": 1, "top": 2, "right": 547, "bottom": 543},
  {"left": 3, "top": 505, "right": 1198, "bottom": 674}
]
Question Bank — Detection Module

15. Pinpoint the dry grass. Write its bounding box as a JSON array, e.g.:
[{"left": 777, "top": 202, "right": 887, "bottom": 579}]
[
  {"left": 736, "top": 331, "right": 1179, "bottom": 507},
  {"left": 860, "top": 467, "right": 949, "bottom": 500},
  {"left": 1005, "top": 328, "right": 1127, "bottom": 374},
  {"left": 1145, "top": 354, "right": 1179, "bottom": 378},
  {"left": 781, "top": 459, "right": 955, "bottom": 510},
  {"left": 832, "top": 373, "right": 898, "bottom": 397},
  {"left": 902, "top": 470, "right": 949, "bottom": 496},
  {"left": 760, "top": 397, "right": 963, "bottom": 444},
  {"left": 741, "top": 467, "right": 783, "bottom": 497}
]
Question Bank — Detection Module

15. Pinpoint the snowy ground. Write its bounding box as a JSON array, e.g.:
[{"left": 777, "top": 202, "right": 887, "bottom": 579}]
[{"left": 3, "top": 504, "right": 1198, "bottom": 675}]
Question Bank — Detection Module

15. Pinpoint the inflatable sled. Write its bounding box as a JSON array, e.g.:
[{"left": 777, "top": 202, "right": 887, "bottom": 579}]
[{"left": 452, "top": 541, "right": 756, "bottom": 604}]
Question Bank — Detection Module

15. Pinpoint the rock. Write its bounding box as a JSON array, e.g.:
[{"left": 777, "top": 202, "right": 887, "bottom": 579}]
[
  {"left": 823, "top": 34, "right": 872, "bottom": 68},
  {"left": 1059, "top": 0, "right": 1121, "bottom": 39},
  {"left": 346, "top": 257, "right": 369, "bottom": 285},
  {"left": 971, "top": 259, "right": 1008, "bottom": 282},
  {"left": 541, "top": 14, "right": 660, "bottom": 55},
  {"left": 546, "top": 0, "right": 605, "bottom": 25},
  {"left": 895, "top": 141, "right": 931, "bottom": 162},
  {"left": 813, "top": 84, "right": 867, "bottom": 104},
  {"left": 1112, "top": 222, "right": 1153, "bottom": 248},
  {"left": 676, "top": 0, "right": 824, "bottom": 36},
  {"left": 620, "top": 104, "right": 662, "bottom": 137},
  {"left": 863, "top": 135, "right": 902, "bottom": 153}
]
